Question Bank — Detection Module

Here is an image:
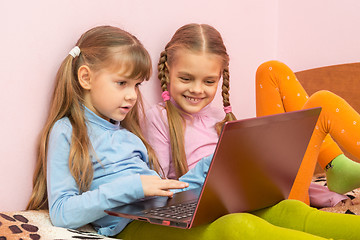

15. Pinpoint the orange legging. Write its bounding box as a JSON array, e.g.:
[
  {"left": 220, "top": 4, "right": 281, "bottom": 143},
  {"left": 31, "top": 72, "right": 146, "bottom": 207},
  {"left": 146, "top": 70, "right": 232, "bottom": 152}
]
[{"left": 256, "top": 60, "right": 360, "bottom": 203}]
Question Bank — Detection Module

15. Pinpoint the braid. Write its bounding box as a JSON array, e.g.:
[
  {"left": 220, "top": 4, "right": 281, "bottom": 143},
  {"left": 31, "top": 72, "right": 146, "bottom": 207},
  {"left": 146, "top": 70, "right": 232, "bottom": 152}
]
[
  {"left": 221, "top": 67, "right": 231, "bottom": 107},
  {"left": 158, "top": 51, "right": 168, "bottom": 91},
  {"left": 157, "top": 51, "right": 188, "bottom": 178},
  {"left": 215, "top": 66, "right": 237, "bottom": 135}
]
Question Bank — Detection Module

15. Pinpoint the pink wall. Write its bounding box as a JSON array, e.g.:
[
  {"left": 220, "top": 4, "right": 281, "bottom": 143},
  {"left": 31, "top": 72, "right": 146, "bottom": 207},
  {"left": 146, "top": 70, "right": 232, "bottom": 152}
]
[
  {"left": 2, "top": 1, "right": 359, "bottom": 211},
  {"left": 277, "top": 0, "right": 360, "bottom": 71},
  {"left": 0, "top": 0, "right": 277, "bottom": 211}
]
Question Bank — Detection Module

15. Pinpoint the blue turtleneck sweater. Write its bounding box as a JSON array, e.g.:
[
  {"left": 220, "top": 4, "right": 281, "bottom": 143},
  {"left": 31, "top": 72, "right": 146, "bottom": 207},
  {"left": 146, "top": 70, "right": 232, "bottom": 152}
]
[{"left": 47, "top": 107, "right": 211, "bottom": 236}]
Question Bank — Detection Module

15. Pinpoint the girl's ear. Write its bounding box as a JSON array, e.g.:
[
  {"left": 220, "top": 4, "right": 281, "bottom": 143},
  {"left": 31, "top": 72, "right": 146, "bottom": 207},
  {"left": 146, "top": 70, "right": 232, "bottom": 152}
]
[{"left": 78, "top": 65, "right": 92, "bottom": 90}]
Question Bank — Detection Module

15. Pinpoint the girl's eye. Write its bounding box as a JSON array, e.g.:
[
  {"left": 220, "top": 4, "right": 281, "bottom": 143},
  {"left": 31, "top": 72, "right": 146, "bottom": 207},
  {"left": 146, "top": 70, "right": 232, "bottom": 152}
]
[
  {"left": 135, "top": 82, "right": 142, "bottom": 88},
  {"left": 206, "top": 80, "right": 216, "bottom": 85},
  {"left": 179, "top": 76, "right": 190, "bottom": 81},
  {"left": 117, "top": 81, "right": 126, "bottom": 86}
]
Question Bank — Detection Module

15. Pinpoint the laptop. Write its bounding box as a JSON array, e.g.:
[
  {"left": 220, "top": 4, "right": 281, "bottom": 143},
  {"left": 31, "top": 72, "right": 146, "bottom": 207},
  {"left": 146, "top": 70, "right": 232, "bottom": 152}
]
[{"left": 105, "top": 107, "right": 321, "bottom": 229}]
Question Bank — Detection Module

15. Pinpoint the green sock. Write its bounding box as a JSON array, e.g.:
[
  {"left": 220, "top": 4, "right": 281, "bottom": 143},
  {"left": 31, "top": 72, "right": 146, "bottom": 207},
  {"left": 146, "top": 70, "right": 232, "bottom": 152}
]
[{"left": 326, "top": 154, "right": 360, "bottom": 194}]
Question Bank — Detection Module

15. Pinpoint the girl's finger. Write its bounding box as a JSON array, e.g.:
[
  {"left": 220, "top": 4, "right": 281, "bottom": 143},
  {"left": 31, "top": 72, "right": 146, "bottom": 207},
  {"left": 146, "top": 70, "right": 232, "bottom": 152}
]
[
  {"left": 154, "top": 189, "right": 174, "bottom": 197},
  {"left": 162, "top": 180, "right": 189, "bottom": 189}
]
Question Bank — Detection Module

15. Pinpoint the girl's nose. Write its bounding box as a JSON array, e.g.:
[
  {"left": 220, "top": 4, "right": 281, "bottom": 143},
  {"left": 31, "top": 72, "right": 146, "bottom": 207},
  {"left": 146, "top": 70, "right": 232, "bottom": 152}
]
[
  {"left": 189, "top": 81, "right": 204, "bottom": 94},
  {"left": 125, "top": 87, "right": 138, "bottom": 101}
]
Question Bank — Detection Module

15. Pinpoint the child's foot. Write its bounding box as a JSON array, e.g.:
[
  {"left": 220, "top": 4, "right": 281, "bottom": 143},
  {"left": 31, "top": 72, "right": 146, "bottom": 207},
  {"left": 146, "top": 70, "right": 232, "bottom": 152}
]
[{"left": 326, "top": 154, "right": 360, "bottom": 194}]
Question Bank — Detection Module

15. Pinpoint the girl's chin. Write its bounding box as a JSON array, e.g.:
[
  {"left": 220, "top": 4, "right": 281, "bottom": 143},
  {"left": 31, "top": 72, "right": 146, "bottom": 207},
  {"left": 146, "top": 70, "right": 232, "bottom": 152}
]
[{"left": 181, "top": 105, "right": 205, "bottom": 114}]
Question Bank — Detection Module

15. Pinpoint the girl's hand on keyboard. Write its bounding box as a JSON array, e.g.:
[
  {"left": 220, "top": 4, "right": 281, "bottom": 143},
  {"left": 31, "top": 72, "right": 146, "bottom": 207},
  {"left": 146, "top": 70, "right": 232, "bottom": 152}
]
[{"left": 140, "top": 175, "right": 189, "bottom": 197}]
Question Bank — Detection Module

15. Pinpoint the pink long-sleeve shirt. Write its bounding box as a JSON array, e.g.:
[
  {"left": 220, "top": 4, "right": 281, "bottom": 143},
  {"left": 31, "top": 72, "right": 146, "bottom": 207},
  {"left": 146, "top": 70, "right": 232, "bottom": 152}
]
[{"left": 145, "top": 102, "right": 224, "bottom": 179}]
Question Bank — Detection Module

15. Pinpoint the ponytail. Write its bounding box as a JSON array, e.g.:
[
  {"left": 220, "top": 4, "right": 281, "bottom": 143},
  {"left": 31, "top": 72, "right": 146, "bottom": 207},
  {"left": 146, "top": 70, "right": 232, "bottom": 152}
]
[
  {"left": 122, "top": 93, "right": 164, "bottom": 177},
  {"left": 27, "top": 53, "right": 92, "bottom": 210}
]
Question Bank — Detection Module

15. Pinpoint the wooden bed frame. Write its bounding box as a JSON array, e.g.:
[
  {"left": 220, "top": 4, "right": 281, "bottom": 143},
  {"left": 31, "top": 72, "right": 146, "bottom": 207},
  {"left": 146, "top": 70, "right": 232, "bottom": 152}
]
[{"left": 295, "top": 62, "right": 360, "bottom": 112}]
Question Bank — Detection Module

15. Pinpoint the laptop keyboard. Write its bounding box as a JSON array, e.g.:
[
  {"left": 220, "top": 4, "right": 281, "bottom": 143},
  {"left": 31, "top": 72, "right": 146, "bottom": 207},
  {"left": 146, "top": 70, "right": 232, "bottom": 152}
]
[{"left": 143, "top": 201, "right": 197, "bottom": 220}]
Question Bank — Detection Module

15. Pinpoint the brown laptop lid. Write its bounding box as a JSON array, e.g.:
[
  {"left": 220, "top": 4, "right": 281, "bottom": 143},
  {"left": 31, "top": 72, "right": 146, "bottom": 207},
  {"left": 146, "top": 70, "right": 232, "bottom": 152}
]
[{"left": 191, "top": 107, "right": 321, "bottom": 227}]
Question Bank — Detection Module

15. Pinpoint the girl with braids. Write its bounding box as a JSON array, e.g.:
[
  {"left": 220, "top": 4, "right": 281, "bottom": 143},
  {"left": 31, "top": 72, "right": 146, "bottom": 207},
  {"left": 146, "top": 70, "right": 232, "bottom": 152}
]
[
  {"left": 147, "top": 23, "right": 360, "bottom": 206},
  {"left": 132, "top": 23, "right": 360, "bottom": 240},
  {"left": 148, "top": 23, "right": 235, "bottom": 180}
]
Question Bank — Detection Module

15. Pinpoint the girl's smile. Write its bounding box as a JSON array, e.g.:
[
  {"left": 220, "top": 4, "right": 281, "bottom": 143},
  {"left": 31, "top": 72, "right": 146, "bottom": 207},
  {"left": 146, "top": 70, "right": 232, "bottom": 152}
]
[
  {"left": 168, "top": 50, "right": 222, "bottom": 114},
  {"left": 183, "top": 95, "right": 205, "bottom": 105},
  {"left": 184, "top": 95, "right": 203, "bottom": 102}
]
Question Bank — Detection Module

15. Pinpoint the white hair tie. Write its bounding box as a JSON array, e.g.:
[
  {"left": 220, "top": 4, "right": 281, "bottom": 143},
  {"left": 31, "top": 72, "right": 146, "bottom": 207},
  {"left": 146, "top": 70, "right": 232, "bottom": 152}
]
[{"left": 69, "top": 46, "right": 81, "bottom": 58}]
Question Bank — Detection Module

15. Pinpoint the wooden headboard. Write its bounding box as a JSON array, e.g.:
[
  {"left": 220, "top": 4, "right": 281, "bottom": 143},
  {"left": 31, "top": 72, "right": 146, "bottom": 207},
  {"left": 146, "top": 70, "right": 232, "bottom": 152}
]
[
  {"left": 295, "top": 62, "right": 360, "bottom": 112},
  {"left": 295, "top": 62, "right": 360, "bottom": 170}
]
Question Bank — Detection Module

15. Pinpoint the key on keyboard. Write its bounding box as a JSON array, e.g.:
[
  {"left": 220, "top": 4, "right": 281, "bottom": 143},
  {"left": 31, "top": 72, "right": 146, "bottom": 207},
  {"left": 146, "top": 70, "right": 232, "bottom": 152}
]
[{"left": 144, "top": 201, "right": 197, "bottom": 220}]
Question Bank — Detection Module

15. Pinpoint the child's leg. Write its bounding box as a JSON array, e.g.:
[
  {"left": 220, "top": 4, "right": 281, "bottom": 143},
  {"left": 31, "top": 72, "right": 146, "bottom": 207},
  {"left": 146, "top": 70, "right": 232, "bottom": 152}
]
[
  {"left": 252, "top": 199, "right": 360, "bottom": 240},
  {"left": 256, "top": 60, "right": 360, "bottom": 199},
  {"left": 116, "top": 212, "right": 329, "bottom": 240},
  {"left": 256, "top": 60, "right": 310, "bottom": 115},
  {"left": 255, "top": 60, "right": 343, "bottom": 166},
  {"left": 303, "top": 90, "right": 360, "bottom": 193},
  {"left": 256, "top": 60, "right": 340, "bottom": 203}
]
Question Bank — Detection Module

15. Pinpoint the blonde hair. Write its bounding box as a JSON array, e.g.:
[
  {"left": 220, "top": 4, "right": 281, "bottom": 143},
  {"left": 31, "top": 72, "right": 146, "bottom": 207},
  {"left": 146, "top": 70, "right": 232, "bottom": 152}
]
[
  {"left": 157, "top": 23, "right": 236, "bottom": 178},
  {"left": 27, "top": 25, "right": 160, "bottom": 210}
]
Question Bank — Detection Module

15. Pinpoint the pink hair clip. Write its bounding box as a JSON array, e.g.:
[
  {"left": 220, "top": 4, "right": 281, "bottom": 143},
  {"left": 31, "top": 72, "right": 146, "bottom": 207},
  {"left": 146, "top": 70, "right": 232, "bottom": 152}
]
[
  {"left": 161, "top": 91, "right": 170, "bottom": 101},
  {"left": 223, "top": 105, "right": 232, "bottom": 114}
]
